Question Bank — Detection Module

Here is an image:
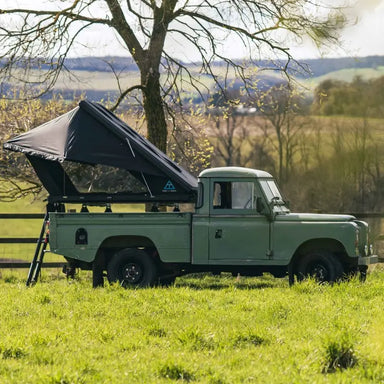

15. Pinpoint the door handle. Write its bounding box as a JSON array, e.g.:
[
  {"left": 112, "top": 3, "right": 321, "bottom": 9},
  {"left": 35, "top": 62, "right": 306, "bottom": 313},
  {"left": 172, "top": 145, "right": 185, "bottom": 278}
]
[{"left": 215, "top": 229, "right": 222, "bottom": 239}]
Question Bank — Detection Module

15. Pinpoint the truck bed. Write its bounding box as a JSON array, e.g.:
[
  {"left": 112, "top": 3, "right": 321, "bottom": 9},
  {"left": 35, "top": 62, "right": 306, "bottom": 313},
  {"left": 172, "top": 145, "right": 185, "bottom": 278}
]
[{"left": 49, "top": 212, "right": 193, "bottom": 263}]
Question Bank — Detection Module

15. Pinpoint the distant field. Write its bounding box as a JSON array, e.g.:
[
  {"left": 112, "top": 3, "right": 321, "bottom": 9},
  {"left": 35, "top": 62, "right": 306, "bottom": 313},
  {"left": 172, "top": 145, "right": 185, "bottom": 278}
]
[
  {"left": 55, "top": 70, "right": 141, "bottom": 91},
  {"left": 303, "top": 66, "right": 384, "bottom": 89},
  {"left": 49, "top": 65, "right": 384, "bottom": 97},
  {"left": 52, "top": 67, "right": 215, "bottom": 95}
]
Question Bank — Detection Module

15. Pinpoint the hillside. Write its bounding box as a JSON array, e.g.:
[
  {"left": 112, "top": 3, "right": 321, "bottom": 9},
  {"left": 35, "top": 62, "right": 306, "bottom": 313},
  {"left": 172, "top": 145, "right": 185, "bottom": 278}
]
[
  {"left": 60, "top": 55, "right": 384, "bottom": 77},
  {"left": 13, "top": 55, "right": 384, "bottom": 102}
]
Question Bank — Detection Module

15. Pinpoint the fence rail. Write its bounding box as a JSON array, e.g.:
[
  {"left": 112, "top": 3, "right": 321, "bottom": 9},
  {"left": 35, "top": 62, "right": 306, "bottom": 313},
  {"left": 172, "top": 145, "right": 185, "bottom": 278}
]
[
  {"left": 0, "top": 213, "right": 64, "bottom": 270},
  {"left": 0, "top": 213, "right": 45, "bottom": 219},
  {"left": 0, "top": 238, "right": 38, "bottom": 244}
]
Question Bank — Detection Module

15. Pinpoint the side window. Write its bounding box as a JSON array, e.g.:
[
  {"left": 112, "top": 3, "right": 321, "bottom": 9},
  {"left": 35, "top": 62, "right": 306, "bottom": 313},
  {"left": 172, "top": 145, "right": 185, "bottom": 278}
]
[
  {"left": 232, "top": 182, "right": 254, "bottom": 209},
  {"left": 213, "top": 182, "right": 231, "bottom": 209},
  {"left": 213, "top": 181, "right": 254, "bottom": 210}
]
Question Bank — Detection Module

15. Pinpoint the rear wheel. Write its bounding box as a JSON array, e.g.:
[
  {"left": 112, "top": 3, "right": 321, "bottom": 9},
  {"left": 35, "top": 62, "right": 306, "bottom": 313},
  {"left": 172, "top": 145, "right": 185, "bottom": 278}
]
[
  {"left": 107, "top": 248, "right": 157, "bottom": 288},
  {"left": 297, "top": 250, "right": 344, "bottom": 283}
]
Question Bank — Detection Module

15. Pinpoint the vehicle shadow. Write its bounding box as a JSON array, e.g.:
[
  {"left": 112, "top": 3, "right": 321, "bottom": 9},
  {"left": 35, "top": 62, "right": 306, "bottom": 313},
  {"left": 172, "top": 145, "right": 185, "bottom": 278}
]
[{"left": 174, "top": 274, "right": 288, "bottom": 290}]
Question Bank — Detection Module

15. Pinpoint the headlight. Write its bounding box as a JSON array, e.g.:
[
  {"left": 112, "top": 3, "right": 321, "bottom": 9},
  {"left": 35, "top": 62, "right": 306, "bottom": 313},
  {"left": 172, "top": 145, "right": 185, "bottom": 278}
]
[{"left": 355, "top": 230, "right": 360, "bottom": 256}]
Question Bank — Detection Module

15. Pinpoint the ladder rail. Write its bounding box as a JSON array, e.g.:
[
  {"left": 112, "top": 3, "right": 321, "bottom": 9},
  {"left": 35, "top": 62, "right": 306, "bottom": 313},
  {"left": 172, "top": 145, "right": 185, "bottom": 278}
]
[{"left": 26, "top": 212, "right": 49, "bottom": 286}]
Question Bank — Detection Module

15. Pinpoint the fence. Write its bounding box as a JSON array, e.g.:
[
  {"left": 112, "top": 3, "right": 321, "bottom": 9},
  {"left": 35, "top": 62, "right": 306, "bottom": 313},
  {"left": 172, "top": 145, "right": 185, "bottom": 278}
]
[{"left": 0, "top": 213, "right": 65, "bottom": 269}]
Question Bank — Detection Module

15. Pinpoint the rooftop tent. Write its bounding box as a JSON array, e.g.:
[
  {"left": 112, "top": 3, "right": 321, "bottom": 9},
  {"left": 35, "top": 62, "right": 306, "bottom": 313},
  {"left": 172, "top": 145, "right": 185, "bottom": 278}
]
[{"left": 3, "top": 100, "right": 198, "bottom": 204}]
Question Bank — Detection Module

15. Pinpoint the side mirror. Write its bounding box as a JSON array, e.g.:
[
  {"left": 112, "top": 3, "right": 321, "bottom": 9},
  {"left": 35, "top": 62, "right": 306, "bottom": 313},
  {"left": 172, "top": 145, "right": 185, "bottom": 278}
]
[{"left": 256, "top": 197, "right": 266, "bottom": 214}]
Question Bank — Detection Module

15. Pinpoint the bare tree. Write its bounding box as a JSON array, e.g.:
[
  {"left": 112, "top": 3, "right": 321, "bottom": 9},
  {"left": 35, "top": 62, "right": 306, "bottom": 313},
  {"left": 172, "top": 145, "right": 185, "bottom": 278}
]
[
  {"left": 0, "top": 0, "right": 346, "bottom": 152},
  {"left": 256, "top": 83, "right": 308, "bottom": 185},
  {"left": 210, "top": 109, "right": 274, "bottom": 170},
  {"left": 0, "top": 95, "right": 78, "bottom": 200}
]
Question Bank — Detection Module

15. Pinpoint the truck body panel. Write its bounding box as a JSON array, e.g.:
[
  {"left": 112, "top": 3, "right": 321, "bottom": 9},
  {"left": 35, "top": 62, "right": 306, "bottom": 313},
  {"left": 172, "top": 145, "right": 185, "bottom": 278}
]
[
  {"left": 49, "top": 212, "right": 192, "bottom": 263},
  {"left": 272, "top": 220, "right": 358, "bottom": 263}
]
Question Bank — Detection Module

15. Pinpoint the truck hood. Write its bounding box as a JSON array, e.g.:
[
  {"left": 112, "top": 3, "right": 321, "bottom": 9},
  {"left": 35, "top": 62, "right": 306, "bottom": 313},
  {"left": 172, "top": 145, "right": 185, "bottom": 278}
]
[{"left": 276, "top": 213, "right": 356, "bottom": 222}]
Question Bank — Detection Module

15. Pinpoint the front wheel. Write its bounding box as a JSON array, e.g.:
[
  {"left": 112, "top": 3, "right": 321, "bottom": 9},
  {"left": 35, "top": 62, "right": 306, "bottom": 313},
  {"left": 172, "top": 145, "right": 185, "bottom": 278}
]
[
  {"left": 297, "top": 250, "right": 344, "bottom": 283},
  {"left": 107, "top": 248, "right": 157, "bottom": 288}
]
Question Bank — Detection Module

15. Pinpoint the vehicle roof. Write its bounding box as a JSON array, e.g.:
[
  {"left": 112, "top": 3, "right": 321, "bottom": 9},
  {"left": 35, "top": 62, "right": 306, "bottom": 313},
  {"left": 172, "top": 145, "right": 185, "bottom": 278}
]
[{"left": 199, "top": 167, "right": 273, "bottom": 179}]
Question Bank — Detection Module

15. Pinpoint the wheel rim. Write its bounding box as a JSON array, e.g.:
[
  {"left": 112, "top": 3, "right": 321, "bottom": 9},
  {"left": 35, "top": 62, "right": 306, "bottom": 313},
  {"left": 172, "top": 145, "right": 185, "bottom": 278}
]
[
  {"left": 309, "top": 263, "right": 329, "bottom": 281},
  {"left": 122, "top": 262, "right": 143, "bottom": 284}
]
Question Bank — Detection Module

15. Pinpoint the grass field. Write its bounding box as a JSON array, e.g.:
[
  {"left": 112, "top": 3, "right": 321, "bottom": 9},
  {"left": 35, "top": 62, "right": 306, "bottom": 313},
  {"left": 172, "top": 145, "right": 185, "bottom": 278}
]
[
  {"left": 0, "top": 194, "right": 383, "bottom": 382},
  {"left": 1, "top": 180, "right": 384, "bottom": 382},
  {"left": 0, "top": 269, "right": 384, "bottom": 383}
]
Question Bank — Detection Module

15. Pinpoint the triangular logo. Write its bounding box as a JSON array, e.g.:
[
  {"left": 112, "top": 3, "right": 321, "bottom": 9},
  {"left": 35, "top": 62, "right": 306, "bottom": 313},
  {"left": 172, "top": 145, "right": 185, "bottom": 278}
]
[{"left": 163, "top": 180, "right": 176, "bottom": 192}]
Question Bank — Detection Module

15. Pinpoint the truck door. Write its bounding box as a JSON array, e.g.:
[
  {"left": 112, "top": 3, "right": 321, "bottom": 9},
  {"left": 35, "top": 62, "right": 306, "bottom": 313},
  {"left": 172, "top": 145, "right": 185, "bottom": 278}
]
[{"left": 208, "top": 180, "right": 270, "bottom": 263}]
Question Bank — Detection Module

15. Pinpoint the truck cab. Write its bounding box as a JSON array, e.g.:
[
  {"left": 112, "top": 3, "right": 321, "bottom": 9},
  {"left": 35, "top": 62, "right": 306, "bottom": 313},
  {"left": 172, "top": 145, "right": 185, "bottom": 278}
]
[
  {"left": 191, "top": 167, "right": 377, "bottom": 283},
  {"left": 193, "top": 167, "right": 274, "bottom": 265}
]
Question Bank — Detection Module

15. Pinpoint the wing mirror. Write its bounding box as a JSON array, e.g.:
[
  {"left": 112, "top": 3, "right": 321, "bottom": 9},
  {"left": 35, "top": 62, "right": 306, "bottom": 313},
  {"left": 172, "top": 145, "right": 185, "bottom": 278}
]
[{"left": 256, "top": 197, "right": 266, "bottom": 214}]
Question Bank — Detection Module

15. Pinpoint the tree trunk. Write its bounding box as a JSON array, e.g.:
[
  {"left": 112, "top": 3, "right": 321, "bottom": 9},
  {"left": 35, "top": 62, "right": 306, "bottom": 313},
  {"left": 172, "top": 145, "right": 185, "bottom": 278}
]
[{"left": 142, "top": 70, "right": 168, "bottom": 153}]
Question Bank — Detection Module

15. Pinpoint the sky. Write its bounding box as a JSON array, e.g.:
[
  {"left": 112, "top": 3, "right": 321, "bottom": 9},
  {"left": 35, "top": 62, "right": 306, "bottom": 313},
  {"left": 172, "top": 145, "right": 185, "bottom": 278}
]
[
  {"left": 2, "top": 0, "right": 384, "bottom": 60},
  {"left": 299, "top": 0, "right": 384, "bottom": 59}
]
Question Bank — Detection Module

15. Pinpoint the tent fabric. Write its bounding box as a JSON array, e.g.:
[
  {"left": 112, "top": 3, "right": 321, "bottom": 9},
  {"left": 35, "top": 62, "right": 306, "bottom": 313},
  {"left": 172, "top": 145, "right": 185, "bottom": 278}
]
[{"left": 4, "top": 101, "right": 198, "bottom": 203}]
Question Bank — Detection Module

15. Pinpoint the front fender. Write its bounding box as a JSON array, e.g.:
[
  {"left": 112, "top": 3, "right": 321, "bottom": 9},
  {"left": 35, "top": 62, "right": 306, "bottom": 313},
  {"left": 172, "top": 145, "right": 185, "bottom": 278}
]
[{"left": 272, "top": 220, "right": 358, "bottom": 262}]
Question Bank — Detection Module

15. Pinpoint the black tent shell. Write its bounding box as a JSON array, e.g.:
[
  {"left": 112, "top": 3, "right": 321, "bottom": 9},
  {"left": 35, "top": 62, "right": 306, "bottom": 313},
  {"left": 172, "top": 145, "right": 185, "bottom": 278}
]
[{"left": 3, "top": 100, "right": 198, "bottom": 204}]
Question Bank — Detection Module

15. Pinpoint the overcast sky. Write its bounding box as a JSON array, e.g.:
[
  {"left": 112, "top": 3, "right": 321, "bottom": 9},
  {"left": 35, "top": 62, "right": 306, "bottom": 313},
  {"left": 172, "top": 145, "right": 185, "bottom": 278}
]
[
  {"left": 3, "top": 0, "right": 384, "bottom": 60},
  {"left": 302, "top": 0, "right": 384, "bottom": 59}
]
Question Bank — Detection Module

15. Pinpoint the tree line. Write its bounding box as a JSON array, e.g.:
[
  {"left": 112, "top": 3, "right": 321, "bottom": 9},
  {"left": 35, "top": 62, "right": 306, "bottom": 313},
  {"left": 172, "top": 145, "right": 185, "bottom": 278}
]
[
  {"left": 208, "top": 76, "right": 384, "bottom": 213},
  {"left": 313, "top": 76, "right": 384, "bottom": 118}
]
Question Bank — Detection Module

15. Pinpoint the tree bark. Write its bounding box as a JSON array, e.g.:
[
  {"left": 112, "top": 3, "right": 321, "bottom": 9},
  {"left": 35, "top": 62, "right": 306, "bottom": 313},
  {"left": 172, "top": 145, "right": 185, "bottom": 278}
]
[{"left": 141, "top": 68, "right": 168, "bottom": 153}]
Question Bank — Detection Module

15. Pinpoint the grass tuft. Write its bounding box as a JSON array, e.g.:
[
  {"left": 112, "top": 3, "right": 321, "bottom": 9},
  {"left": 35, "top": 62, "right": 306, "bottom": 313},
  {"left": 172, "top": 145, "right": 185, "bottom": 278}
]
[
  {"left": 232, "top": 333, "right": 266, "bottom": 348},
  {"left": 1, "top": 346, "right": 26, "bottom": 360},
  {"left": 148, "top": 326, "right": 167, "bottom": 337},
  {"left": 177, "top": 328, "right": 216, "bottom": 350},
  {"left": 158, "top": 361, "right": 195, "bottom": 381},
  {"left": 322, "top": 333, "right": 358, "bottom": 373}
]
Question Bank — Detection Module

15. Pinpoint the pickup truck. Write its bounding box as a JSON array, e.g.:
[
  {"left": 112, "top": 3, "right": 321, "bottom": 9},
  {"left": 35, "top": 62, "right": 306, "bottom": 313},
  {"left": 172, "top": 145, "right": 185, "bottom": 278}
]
[
  {"left": 48, "top": 166, "right": 377, "bottom": 287},
  {"left": 3, "top": 101, "right": 378, "bottom": 287}
]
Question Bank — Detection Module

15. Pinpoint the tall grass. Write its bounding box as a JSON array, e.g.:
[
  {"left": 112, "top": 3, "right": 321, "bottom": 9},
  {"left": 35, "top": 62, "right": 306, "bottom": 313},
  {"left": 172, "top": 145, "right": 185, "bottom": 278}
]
[{"left": 0, "top": 269, "right": 384, "bottom": 383}]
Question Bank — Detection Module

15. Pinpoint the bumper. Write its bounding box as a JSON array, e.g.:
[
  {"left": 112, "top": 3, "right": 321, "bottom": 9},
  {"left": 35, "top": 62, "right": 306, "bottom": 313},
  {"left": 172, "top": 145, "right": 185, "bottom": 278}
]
[{"left": 358, "top": 255, "right": 378, "bottom": 266}]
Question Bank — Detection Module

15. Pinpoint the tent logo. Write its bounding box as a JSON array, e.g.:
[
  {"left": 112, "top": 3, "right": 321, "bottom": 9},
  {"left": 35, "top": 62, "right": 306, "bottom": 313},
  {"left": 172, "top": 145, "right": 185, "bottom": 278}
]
[{"left": 163, "top": 180, "right": 176, "bottom": 192}]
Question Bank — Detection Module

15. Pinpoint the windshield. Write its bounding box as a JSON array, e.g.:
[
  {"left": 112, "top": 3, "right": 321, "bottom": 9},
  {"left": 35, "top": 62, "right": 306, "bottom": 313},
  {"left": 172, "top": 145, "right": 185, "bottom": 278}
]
[{"left": 259, "top": 179, "right": 283, "bottom": 203}]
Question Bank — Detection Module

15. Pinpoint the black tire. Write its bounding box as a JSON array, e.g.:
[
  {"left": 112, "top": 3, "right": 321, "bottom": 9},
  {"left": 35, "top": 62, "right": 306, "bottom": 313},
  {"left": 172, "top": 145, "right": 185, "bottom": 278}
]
[
  {"left": 359, "top": 265, "right": 368, "bottom": 282},
  {"left": 107, "top": 248, "right": 157, "bottom": 288},
  {"left": 92, "top": 260, "right": 104, "bottom": 288},
  {"left": 342, "top": 265, "right": 359, "bottom": 281},
  {"left": 297, "top": 250, "right": 344, "bottom": 283},
  {"left": 157, "top": 276, "right": 176, "bottom": 287}
]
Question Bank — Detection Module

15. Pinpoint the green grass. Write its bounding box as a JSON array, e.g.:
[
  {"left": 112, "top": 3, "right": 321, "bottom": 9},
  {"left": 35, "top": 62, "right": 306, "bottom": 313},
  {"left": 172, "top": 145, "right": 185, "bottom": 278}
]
[{"left": 0, "top": 270, "right": 384, "bottom": 382}]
